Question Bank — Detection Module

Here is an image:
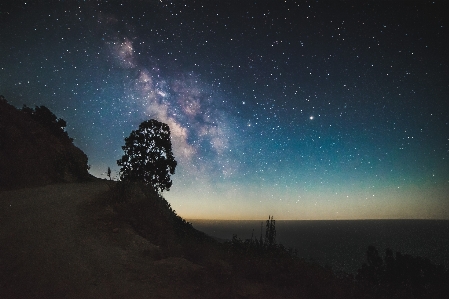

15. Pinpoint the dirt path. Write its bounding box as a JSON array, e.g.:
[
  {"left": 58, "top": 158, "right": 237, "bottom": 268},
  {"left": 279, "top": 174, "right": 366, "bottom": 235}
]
[{"left": 0, "top": 181, "right": 207, "bottom": 299}]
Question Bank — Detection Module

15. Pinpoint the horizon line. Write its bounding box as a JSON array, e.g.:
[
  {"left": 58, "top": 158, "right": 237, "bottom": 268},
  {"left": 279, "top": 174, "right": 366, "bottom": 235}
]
[{"left": 187, "top": 218, "right": 449, "bottom": 221}]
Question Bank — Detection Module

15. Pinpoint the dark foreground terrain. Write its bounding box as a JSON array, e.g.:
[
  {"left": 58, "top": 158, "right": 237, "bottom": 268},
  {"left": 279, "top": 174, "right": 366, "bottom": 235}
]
[
  {"left": 0, "top": 179, "right": 358, "bottom": 299},
  {"left": 1, "top": 180, "right": 447, "bottom": 299}
]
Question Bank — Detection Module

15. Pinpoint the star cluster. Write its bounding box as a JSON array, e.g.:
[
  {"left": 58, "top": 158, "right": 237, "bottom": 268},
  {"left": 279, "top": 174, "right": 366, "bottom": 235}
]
[{"left": 0, "top": 1, "right": 448, "bottom": 219}]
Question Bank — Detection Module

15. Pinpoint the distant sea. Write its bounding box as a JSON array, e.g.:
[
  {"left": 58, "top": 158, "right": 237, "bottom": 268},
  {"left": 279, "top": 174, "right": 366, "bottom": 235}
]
[{"left": 189, "top": 220, "right": 449, "bottom": 274}]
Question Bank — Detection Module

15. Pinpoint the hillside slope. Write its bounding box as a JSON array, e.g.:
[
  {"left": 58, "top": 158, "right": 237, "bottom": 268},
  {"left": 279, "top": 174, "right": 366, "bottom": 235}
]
[
  {"left": 0, "top": 97, "right": 90, "bottom": 190},
  {"left": 0, "top": 180, "right": 362, "bottom": 299},
  {"left": 0, "top": 180, "right": 220, "bottom": 298}
]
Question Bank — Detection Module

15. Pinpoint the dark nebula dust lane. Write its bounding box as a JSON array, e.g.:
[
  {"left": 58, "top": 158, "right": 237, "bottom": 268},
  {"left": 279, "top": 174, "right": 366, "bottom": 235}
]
[{"left": 0, "top": 1, "right": 448, "bottom": 219}]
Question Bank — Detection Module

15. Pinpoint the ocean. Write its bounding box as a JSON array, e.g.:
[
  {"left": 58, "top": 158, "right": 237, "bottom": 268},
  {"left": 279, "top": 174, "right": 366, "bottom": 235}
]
[{"left": 188, "top": 219, "right": 449, "bottom": 274}]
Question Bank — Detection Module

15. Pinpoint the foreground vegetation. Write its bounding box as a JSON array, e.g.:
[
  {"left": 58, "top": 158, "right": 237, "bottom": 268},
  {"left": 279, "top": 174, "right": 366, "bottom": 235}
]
[
  {"left": 103, "top": 181, "right": 348, "bottom": 297},
  {"left": 103, "top": 181, "right": 448, "bottom": 298}
]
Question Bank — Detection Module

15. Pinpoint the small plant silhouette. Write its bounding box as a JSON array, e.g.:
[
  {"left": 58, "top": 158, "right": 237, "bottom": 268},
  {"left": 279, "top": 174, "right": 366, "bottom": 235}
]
[{"left": 107, "top": 167, "right": 112, "bottom": 180}]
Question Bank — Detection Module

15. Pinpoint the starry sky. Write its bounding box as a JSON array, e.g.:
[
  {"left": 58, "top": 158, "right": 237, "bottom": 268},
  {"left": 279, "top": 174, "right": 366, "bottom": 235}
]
[{"left": 1, "top": 1, "right": 448, "bottom": 220}]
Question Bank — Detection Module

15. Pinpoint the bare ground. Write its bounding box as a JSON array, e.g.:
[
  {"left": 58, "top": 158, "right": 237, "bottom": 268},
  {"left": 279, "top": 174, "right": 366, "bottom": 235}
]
[{"left": 0, "top": 180, "right": 231, "bottom": 299}]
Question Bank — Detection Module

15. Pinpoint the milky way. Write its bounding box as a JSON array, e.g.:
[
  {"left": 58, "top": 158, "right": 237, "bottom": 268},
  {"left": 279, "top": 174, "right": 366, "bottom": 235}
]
[{"left": 0, "top": 1, "right": 448, "bottom": 219}]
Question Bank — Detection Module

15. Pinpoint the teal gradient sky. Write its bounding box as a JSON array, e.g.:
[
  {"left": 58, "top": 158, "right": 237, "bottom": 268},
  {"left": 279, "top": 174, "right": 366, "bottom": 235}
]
[{"left": 0, "top": 1, "right": 448, "bottom": 219}]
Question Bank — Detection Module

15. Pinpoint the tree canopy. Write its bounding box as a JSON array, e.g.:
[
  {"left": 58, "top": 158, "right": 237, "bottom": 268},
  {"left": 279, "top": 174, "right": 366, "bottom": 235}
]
[
  {"left": 117, "top": 119, "right": 177, "bottom": 193},
  {"left": 21, "top": 105, "right": 72, "bottom": 142}
]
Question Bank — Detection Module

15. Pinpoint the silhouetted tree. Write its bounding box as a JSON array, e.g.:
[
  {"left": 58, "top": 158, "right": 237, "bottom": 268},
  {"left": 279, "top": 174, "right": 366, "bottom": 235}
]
[{"left": 117, "top": 119, "right": 177, "bottom": 193}]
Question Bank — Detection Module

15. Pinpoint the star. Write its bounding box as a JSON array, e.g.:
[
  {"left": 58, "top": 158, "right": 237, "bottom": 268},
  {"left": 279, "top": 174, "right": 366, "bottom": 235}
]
[{"left": 0, "top": 1, "right": 447, "bottom": 220}]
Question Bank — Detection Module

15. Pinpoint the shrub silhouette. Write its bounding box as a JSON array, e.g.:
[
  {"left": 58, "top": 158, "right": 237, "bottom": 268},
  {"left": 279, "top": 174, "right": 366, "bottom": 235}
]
[
  {"left": 226, "top": 216, "right": 299, "bottom": 258},
  {"left": 21, "top": 104, "right": 73, "bottom": 142},
  {"left": 357, "top": 245, "right": 449, "bottom": 298},
  {"left": 117, "top": 119, "right": 177, "bottom": 193},
  {"left": 265, "top": 215, "right": 276, "bottom": 247}
]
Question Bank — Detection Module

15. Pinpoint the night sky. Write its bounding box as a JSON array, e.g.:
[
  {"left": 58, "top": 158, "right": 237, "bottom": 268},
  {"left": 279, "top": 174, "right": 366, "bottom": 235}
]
[{"left": 1, "top": 1, "right": 448, "bottom": 220}]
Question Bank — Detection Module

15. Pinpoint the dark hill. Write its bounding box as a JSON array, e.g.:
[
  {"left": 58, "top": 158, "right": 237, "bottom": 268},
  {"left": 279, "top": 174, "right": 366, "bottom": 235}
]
[{"left": 0, "top": 96, "right": 91, "bottom": 190}]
